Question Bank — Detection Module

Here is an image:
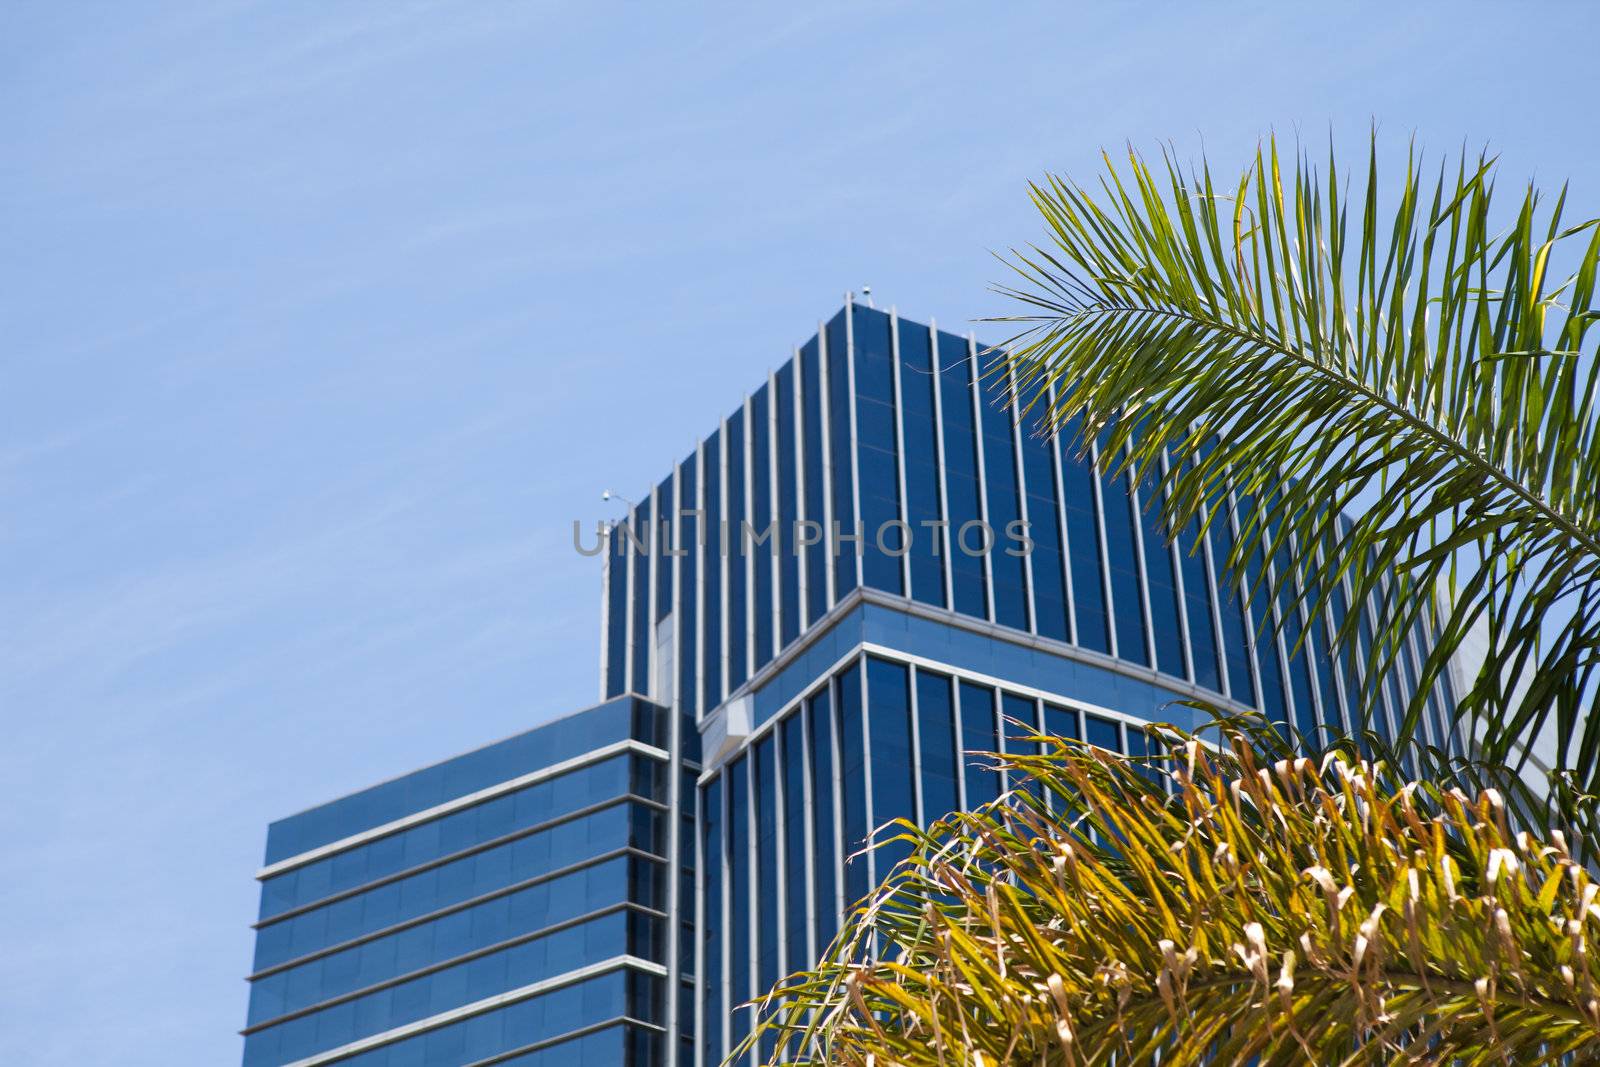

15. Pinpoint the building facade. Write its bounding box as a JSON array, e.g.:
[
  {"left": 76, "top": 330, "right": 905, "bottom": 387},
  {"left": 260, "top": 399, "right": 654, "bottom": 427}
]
[{"left": 243, "top": 297, "right": 1456, "bottom": 1066}]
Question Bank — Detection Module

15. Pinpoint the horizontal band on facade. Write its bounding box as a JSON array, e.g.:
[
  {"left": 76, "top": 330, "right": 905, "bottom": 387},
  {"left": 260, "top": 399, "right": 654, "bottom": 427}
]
[
  {"left": 249, "top": 844, "right": 670, "bottom": 980},
  {"left": 274, "top": 954, "right": 667, "bottom": 1067},
  {"left": 243, "top": 899, "right": 667, "bottom": 1036},
  {"left": 257, "top": 740, "right": 672, "bottom": 880},
  {"left": 254, "top": 793, "right": 670, "bottom": 931}
]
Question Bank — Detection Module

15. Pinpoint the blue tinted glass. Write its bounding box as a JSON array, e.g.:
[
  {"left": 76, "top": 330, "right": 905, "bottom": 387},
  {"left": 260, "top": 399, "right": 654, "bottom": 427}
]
[
  {"left": 754, "top": 735, "right": 780, "bottom": 1002},
  {"left": 245, "top": 970, "right": 636, "bottom": 1067},
  {"left": 258, "top": 755, "right": 638, "bottom": 924},
  {"left": 253, "top": 808, "right": 644, "bottom": 982},
  {"left": 1020, "top": 392, "right": 1069, "bottom": 642},
  {"left": 605, "top": 517, "right": 629, "bottom": 698},
  {"left": 958, "top": 681, "right": 999, "bottom": 808},
  {"left": 678, "top": 456, "right": 698, "bottom": 715},
  {"left": 799, "top": 341, "right": 829, "bottom": 626},
  {"left": 1303, "top": 567, "right": 1344, "bottom": 739},
  {"left": 807, "top": 687, "right": 838, "bottom": 950},
  {"left": 247, "top": 912, "right": 639, "bottom": 1058},
  {"left": 853, "top": 306, "right": 904, "bottom": 596},
  {"left": 898, "top": 320, "right": 947, "bottom": 607},
  {"left": 978, "top": 358, "right": 1029, "bottom": 631},
  {"left": 1085, "top": 713, "right": 1121, "bottom": 752},
  {"left": 700, "top": 779, "right": 724, "bottom": 1066},
  {"left": 1125, "top": 726, "right": 1161, "bottom": 787},
  {"left": 703, "top": 428, "right": 723, "bottom": 711},
  {"left": 866, "top": 657, "right": 914, "bottom": 875},
  {"left": 835, "top": 661, "right": 869, "bottom": 909},
  {"left": 775, "top": 363, "right": 801, "bottom": 648},
  {"left": 1136, "top": 466, "right": 1186, "bottom": 678},
  {"left": 1177, "top": 514, "right": 1223, "bottom": 695},
  {"left": 915, "top": 671, "right": 958, "bottom": 825},
  {"left": 1058, "top": 418, "right": 1110, "bottom": 653},
  {"left": 750, "top": 385, "right": 774, "bottom": 670},
  {"left": 1043, "top": 703, "right": 1079, "bottom": 745},
  {"left": 780, "top": 713, "right": 810, "bottom": 973},
  {"left": 1330, "top": 571, "right": 1377, "bottom": 748},
  {"left": 827, "top": 310, "right": 858, "bottom": 601},
  {"left": 1098, "top": 434, "right": 1148, "bottom": 666},
  {"left": 1001, "top": 693, "right": 1040, "bottom": 799},
  {"left": 1236, "top": 492, "right": 1288, "bottom": 730},
  {"left": 938, "top": 331, "right": 988, "bottom": 618},
  {"left": 1209, "top": 498, "right": 1257, "bottom": 706},
  {"left": 727, "top": 756, "right": 751, "bottom": 1059},
  {"left": 630, "top": 501, "right": 652, "bottom": 692},
  {"left": 727, "top": 413, "right": 748, "bottom": 693},
  {"left": 1265, "top": 494, "right": 1317, "bottom": 745}
]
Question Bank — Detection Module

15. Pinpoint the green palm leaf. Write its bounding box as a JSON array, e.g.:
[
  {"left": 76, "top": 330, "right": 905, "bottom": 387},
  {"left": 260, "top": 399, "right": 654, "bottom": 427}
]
[{"left": 991, "top": 137, "right": 1600, "bottom": 821}]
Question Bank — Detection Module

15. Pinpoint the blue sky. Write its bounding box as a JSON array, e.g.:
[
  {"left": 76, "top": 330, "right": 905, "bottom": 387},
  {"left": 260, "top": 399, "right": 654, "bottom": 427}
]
[{"left": 3, "top": 3, "right": 1596, "bottom": 1062}]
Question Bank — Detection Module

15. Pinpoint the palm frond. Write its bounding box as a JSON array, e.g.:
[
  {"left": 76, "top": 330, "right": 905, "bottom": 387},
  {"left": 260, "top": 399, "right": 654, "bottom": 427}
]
[
  {"left": 746, "top": 721, "right": 1600, "bottom": 1065},
  {"left": 990, "top": 136, "right": 1600, "bottom": 808}
]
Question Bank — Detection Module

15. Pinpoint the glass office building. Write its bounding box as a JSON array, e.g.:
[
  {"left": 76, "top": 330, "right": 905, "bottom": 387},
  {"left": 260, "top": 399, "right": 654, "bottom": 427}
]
[{"left": 244, "top": 298, "right": 1456, "bottom": 1066}]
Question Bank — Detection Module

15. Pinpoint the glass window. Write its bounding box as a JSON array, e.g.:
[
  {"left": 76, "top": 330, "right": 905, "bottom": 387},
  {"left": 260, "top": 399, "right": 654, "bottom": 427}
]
[
  {"left": 678, "top": 456, "right": 699, "bottom": 715},
  {"left": 1020, "top": 391, "right": 1069, "bottom": 642},
  {"left": 1084, "top": 713, "right": 1121, "bottom": 753},
  {"left": 898, "top": 320, "right": 947, "bottom": 608},
  {"left": 246, "top": 911, "right": 645, "bottom": 1057},
  {"left": 727, "top": 756, "right": 751, "bottom": 1058},
  {"left": 257, "top": 754, "right": 641, "bottom": 926},
  {"left": 807, "top": 686, "right": 839, "bottom": 951},
  {"left": 780, "top": 712, "right": 810, "bottom": 974},
  {"left": 1058, "top": 418, "right": 1110, "bottom": 653},
  {"left": 1265, "top": 494, "right": 1317, "bottom": 744},
  {"left": 853, "top": 306, "right": 904, "bottom": 596},
  {"left": 754, "top": 735, "right": 780, "bottom": 1003},
  {"left": 915, "top": 670, "right": 958, "bottom": 825},
  {"left": 1303, "top": 565, "right": 1345, "bottom": 740},
  {"left": 1176, "top": 514, "right": 1223, "bottom": 695},
  {"left": 750, "top": 385, "right": 775, "bottom": 671},
  {"left": 958, "top": 681, "right": 999, "bottom": 809},
  {"left": 629, "top": 500, "right": 652, "bottom": 694},
  {"left": 245, "top": 970, "right": 638, "bottom": 1067},
  {"left": 799, "top": 341, "right": 829, "bottom": 627},
  {"left": 1136, "top": 466, "right": 1186, "bottom": 678},
  {"left": 727, "top": 412, "right": 748, "bottom": 693},
  {"left": 699, "top": 779, "right": 723, "bottom": 1067},
  {"left": 775, "top": 364, "right": 800, "bottom": 649},
  {"left": 254, "top": 798, "right": 653, "bottom": 973},
  {"left": 1236, "top": 491, "right": 1288, "bottom": 730},
  {"left": 605, "top": 514, "right": 629, "bottom": 698},
  {"left": 836, "top": 661, "right": 869, "bottom": 909},
  {"left": 1001, "top": 693, "right": 1041, "bottom": 800},
  {"left": 828, "top": 309, "right": 858, "bottom": 601},
  {"left": 866, "top": 657, "right": 914, "bottom": 876},
  {"left": 1209, "top": 495, "right": 1257, "bottom": 706},
  {"left": 703, "top": 429, "right": 723, "bottom": 712},
  {"left": 979, "top": 359, "right": 1029, "bottom": 631},
  {"left": 1098, "top": 433, "right": 1149, "bottom": 667},
  {"left": 938, "top": 331, "right": 988, "bottom": 619}
]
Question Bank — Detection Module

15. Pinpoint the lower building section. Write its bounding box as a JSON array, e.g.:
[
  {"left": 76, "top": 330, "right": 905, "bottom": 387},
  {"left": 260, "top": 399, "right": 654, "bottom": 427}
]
[
  {"left": 695, "top": 628, "right": 1173, "bottom": 1066},
  {"left": 241, "top": 697, "right": 696, "bottom": 1067}
]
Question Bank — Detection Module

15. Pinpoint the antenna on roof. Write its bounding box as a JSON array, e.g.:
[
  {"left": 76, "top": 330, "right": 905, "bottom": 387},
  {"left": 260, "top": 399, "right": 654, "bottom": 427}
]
[{"left": 862, "top": 285, "right": 874, "bottom": 308}]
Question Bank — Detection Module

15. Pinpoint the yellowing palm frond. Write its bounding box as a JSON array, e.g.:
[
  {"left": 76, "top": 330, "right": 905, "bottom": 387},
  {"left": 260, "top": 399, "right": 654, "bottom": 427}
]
[{"left": 749, "top": 722, "right": 1600, "bottom": 1065}]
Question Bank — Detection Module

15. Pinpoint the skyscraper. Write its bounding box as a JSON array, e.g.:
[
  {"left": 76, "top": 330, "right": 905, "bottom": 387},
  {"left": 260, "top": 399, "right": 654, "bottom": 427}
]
[{"left": 242, "top": 298, "right": 1456, "bottom": 1066}]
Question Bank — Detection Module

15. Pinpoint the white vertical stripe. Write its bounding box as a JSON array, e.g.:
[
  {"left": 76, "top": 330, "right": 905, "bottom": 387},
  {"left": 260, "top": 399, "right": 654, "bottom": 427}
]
[
  {"left": 927, "top": 319, "right": 955, "bottom": 609},
  {"left": 965, "top": 334, "right": 995, "bottom": 623},
  {"left": 888, "top": 309, "right": 913, "bottom": 597}
]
